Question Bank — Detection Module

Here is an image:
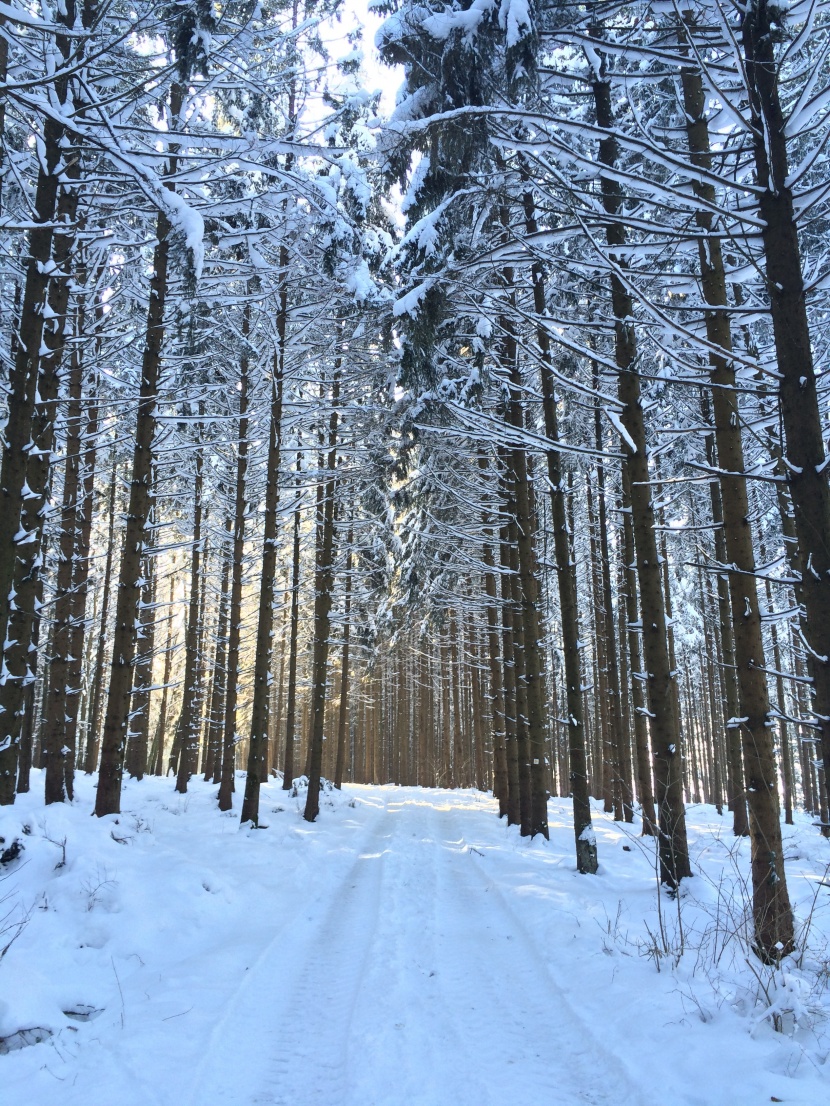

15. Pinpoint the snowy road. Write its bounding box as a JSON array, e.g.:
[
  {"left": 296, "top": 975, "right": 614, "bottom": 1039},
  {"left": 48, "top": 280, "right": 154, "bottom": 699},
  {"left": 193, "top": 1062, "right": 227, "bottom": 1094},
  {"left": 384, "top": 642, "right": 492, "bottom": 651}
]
[
  {"left": 183, "top": 796, "right": 640, "bottom": 1106},
  {"left": 3, "top": 778, "right": 827, "bottom": 1106}
]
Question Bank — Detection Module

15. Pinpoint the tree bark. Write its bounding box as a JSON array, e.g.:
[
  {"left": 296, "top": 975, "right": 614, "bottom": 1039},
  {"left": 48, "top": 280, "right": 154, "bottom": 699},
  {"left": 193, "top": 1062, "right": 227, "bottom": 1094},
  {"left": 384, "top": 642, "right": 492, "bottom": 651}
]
[
  {"left": 218, "top": 342, "right": 250, "bottom": 812},
  {"left": 334, "top": 528, "right": 353, "bottom": 790},
  {"left": 174, "top": 424, "right": 207, "bottom": 790},
  {"left": 742, "top": 0, "right": 830, "bottom": 837},
  {"left": 95, "top": 83, "right": 182, "bottom": 817},
  {"left": 282, "top": 451, "right": 303, "bottom": 790},
  {"left": 590, "top": 57, "right": 690, "bottom": 882},
  {"left": 84, "top": 452, "right": 118, "bottom": 773},
  {"left": 241, "top": 284, "right": 286, "bottom": 821},
  {"left": 304, "top": 372, "right": 340, "bottom": 821},
  {"left": 678, "top": 33, "right": 793, "bottom": 954}
]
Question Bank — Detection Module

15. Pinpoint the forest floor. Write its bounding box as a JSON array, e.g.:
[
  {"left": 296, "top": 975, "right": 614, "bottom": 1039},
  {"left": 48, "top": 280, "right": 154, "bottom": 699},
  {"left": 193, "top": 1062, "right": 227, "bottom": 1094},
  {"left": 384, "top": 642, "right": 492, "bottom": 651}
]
[{"left": 1, "top": 774, "right": 829, "bottom": 1106}]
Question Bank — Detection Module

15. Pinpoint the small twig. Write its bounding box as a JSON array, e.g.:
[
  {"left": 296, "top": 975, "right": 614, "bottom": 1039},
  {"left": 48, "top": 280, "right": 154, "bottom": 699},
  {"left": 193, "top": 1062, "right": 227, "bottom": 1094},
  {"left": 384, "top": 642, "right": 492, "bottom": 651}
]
[{"left": 111, "top": 957, "right": 125, "bottom": 1029}]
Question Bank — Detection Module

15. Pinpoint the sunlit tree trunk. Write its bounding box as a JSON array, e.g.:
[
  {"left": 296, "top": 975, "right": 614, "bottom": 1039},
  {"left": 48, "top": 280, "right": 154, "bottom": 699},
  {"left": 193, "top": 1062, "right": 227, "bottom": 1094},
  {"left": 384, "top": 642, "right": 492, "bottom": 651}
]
[{"left": 84, "top": 453, "right": 118, "bottom": 774}]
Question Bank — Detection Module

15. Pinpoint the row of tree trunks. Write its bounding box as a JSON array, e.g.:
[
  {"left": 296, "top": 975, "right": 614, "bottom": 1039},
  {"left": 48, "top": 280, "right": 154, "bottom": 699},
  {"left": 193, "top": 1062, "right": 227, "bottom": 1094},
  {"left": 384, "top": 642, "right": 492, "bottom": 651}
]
[{"left": 677, "top": 29, "right": 793, "bottom": 956}]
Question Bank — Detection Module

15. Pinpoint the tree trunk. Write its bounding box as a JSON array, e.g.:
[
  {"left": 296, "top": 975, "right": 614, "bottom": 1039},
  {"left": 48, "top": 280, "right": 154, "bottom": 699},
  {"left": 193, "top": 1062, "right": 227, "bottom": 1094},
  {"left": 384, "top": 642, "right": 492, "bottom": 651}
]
[
  {"left": 43, "top": 290, "right": 87, "bottom": 803},
  {"left": 282, "top": 452, "right": 303, "bottom": 791},
  {"left": 481, "top": 523, "right": 509, "bottom": 811},
  {"left": 241, "top": 286, "right": 286, "bottom": 822},
  {"left": 700, "top": 391, "right": 749, "bottom": 837},
  {"left": 521, "top": 190, "right": 597, "bottom": 863},
  {"left": 174, "top": 425, "right": 207, "bottom": 791},
  {"left": 95, "top": 83, "right": 182, "bottom": 817},
  {"left": 217, "top": 343, "right": 250, "bottom": 813},
  {"left": 590, "top": 58, "right": 690, "bottom": 882},
  {"left": 84, "top": 453, "right": 118, "bottom": 774},
  {"left": 150, "top": 571, "right": 177, "bottom": 778},
  {"left": 334, "top": 529, "right": 353, "bottom": 790},
  {"left": 742, "top": 0, "right": 830, "bottom": 837},
  {"left": 678, "top": 36, "right": 793, "bottom": 955},
  {"left": 125, "top": 547, "right": 157, "bottom": 781},
  {"left": 0, "top": 135, "right": 80, "bottom": 803},
  {"left": 498, "top": 512, "right": 521, "bottom": 824},
  {"left": 304, "top": 373, "right": 340, "bottom": 822},
  {"left": 64, "top": 366, "right": 100, "bottom": 778}
]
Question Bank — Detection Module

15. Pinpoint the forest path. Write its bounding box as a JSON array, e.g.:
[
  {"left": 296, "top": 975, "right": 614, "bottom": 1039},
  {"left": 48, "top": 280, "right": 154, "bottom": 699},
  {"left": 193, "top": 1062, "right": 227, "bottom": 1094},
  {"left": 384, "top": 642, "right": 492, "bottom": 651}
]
[{"left": 180, "top": 790, "right": 645, "bottom": 1106}]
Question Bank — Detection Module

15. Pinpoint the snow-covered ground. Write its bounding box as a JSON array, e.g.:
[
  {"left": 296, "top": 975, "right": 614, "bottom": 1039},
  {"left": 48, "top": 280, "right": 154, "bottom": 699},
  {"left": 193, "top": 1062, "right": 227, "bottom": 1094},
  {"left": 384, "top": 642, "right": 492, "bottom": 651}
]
[{"left": 1, "top": 773, "right": 828, "bottom": 1106}]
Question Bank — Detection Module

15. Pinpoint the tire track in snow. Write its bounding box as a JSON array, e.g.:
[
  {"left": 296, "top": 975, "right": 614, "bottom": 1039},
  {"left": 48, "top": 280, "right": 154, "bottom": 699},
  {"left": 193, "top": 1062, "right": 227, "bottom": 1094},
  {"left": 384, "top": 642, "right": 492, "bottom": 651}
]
[
  {"left": 260, "top": 815, "right": 390, "bottom": 1106},
  {"left": 343, "top": 795, "right": 449, "bottom": 1106},
  {"left": 180, "top": 801, "right": 391, "bottom": 1106},
  {"left": 183, "top": 789, "right": 649, "bottom": 1106},
  {"left": 424, "top": 797, "right": 646, "bottom": 1106}
]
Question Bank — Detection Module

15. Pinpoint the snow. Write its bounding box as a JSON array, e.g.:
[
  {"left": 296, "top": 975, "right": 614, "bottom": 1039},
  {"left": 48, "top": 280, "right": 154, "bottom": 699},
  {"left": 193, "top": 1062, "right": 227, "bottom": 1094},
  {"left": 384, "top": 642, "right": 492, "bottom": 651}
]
[
  {"left": 497, "top": 0, "right": 532, "bottom": 49},
  {"left": 393, "top": 278, "right": 434, "bottom": 318},
  {"left": 1, "top": 774, "right": 828, "bottom": 1105},
  {"left": 162, "top": 191, "right": 205, "bottom": 282},
  {"left": 603, "top": 406, "right": 637, "bottom": 453},
  {"left": 421, "top": 0, "right": 497, "bottom": 45}
]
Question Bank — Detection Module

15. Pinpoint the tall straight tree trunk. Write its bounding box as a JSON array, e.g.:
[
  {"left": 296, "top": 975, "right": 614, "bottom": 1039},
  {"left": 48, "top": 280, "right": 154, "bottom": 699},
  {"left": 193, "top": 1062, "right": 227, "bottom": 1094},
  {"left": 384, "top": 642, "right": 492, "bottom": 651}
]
[
  {"left": 218, "top": 349, "right": 250, "bottom": 813},
  {"left": 206, "top": 543, "right": 231, "bottom": 783},
  {"left": 271, "top": 594, "right": 289, "bottom": 774},
  {"left": 481, "top": 524, "right": 509, "bottom": 813},
  {"left": 700, "top": 391, "right": 749, "bottom": 837},
  {"left": 590, "top": 54, "right": 690, "bottom": 883},
  {"left": 678, "top": 37, "right": 793, "bottom": 955},
  {"left": 587, "top": 474, "right": 614, "bottom": 817},
  {"left": 84, "top": 452, "right": 118, "bottom": 773},
  {"left": 334, "top": 530, "right": 353, "bottom": 790},
  {"left": 468, "top": 620, "right": 487, "bottom": 790},
  {"left": 174, "top": 425, "right": 207, "bottom": 791},
  {"left": 126, "top": 550, "right": 157, "bottom": 781},
  {"left": 95, "top": 83, "right": 183, "bottom": 817},
  {"left": 304, "top": 373, "right": 340, "bottom": 822},
  {"left": 766, "top": 579, "right": 794, "bottom": 826},
  {"left": 497, "top": 242, "right": 548, "bottom": 837},
  {"left": 0, "top": 147, "right": 80, "bottom": 803},
  {"left": 43, "top": 292, "right": 87, "bottom": 803},
  {"left": 741, "top": 1, "right": 830, "bottom": 828},
  {"left": 593, "top": 384, "right": 629, "bottom": 822},
  {"left": 441, "top": 635, "right": 452, "bottom": 787},
  {"left": 0, "top": 4, "right": 76, "bottom": 663},
  {"left": 149, "top": 571, "right": 177, "bottom": 777},
  {"left": 282, "top": 453, "right": 303, "bottom": 791},
  {"left": 242, "top": 287, "right": 286, "bottom": 822},
  {"left": 63, "top": 367, "right": 100, "bottom": 778},
  {"left": 522, "top": 188, "right": 596, "bottom": 866},
  {"left": 448, "top": 608, "right": 463, "bottom": 790},
  {"left": 498, "top": 512, "right": 521, "bottom": 824}
]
